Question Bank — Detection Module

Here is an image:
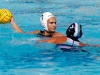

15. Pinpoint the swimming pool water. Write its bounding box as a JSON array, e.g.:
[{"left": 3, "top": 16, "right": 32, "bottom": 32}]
[{"left": 0, "top": 0, "right": 100, "bottom": 75}]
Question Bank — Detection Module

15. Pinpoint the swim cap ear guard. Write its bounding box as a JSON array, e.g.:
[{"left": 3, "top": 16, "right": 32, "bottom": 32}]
[
  {"left": 66, "top": 23, "right": 82, "bottom": 41},
  {"left": 40, "top": 12, "right": 55, "bottom": 31}
]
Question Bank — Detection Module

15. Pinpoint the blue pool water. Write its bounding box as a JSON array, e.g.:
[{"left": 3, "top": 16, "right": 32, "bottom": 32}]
[{"left": 0, "top": 0, "right": 100, "bottom": 75}]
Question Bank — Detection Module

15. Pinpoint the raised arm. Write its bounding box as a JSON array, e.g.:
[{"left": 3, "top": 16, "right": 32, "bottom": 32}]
[
  {"left": 10, "top": 16, "right": 41, "bottom": 34},
  {"left": 10, "top": 16, "right": 23, "bottom": 33}
]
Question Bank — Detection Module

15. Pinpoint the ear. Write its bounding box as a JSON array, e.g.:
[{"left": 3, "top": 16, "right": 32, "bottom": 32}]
[{"left": 42, "top": 15, "right": 43, "bottom": 20}]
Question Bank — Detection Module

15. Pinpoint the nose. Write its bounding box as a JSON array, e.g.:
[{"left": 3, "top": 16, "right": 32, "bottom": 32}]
[{"left": 53, "top": 22, "right": 56, "bottom": 27}]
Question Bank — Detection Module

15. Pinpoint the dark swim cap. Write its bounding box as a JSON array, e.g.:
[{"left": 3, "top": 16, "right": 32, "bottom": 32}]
[{"left": 66, "top": 23, "right": 82, "bottom": 41}]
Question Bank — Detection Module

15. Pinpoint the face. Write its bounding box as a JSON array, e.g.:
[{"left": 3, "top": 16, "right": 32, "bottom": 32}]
[{"left": 47, "top": 17, "right": 56, "bottom": 32}]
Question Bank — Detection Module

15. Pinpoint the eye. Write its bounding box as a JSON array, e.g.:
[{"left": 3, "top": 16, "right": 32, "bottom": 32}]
[
  {"left": 50, "top": 22, "right": 56, "bottom": 24},
  {"left": 50, "top": 22, "right": 53, "bottom": 24}
]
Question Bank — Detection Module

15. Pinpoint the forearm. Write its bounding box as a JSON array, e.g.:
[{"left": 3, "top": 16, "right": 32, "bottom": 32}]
[
  {"left": 79, "top": 42, "right": 89, "bottom": 46},
  {"left": 10, "top": 17, "right": 23, "bottom": 33}
]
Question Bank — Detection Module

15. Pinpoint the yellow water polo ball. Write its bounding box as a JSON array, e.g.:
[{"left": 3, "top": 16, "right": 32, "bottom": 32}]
[{"left": 0, "top": 8, "right": 12, "bottom": 24}]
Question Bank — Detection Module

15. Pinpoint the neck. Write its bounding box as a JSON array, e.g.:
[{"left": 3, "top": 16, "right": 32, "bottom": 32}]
[{"left": 43, "top": 30, "right": 55, "bottom": 36}]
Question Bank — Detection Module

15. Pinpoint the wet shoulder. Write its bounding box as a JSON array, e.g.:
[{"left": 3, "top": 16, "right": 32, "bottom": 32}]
[{"left": 52, "top": 32, "right": 64, "bottom": 37}]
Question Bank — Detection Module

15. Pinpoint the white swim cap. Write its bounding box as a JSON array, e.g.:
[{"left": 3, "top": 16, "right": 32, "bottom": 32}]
[{"left": 40, "top": 12, "right": 55, "bottom": 31}]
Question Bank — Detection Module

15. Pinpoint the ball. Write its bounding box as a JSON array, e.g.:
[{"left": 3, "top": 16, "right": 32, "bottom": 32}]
[{"left": 0, "top": 9, "right": 12, "bottom": 24}]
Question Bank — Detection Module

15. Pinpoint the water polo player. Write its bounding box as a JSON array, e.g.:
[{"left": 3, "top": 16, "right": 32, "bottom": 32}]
[{"left": 10, "top": 12, "right": 64, "bottom": 37}]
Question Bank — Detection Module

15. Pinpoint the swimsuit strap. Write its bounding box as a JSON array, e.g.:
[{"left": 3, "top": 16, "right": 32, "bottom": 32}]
[{"left": 39, "top": 30, "right": 55, "bottom": 37}]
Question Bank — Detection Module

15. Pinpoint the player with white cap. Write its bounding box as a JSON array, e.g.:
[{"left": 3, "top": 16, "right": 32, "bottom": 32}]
[{"left": 10, "top": 12, "right": 64, "bottom": 37}]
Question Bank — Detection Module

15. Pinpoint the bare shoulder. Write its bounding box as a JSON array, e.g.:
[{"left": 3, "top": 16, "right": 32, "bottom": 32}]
[{"left": 52, "top": 32, "right": 64, "bottom": 37}]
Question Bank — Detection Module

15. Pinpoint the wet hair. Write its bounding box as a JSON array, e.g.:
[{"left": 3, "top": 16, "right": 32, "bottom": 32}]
[{"left": 66, "top": 23, "right": 82, "bottom": 42}]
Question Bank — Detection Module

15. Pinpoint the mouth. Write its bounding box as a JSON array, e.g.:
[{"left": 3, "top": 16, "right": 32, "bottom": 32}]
[
  {"left": 49, "top": 28, "right": 55, "bottom": 32},
  {"left": 52, "top": 28, "right": 56, "bottom": 31}
]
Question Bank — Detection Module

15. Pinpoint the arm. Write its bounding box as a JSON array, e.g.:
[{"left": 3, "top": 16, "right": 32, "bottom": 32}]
[
  {"left": 79, "top": 42, "right": 88, "bottom": 46},
  {"left": 39, "top": 36, "right": 87, "bottom": 47},
  {"left": 23, "top": 30, "right": 41, "bottom": 34},
  {"left": 10, "top": 16, "right": 23, "bottom": 33},
  {"left": 10, "top": 16, "right": 41, "bottom": 34},
  {"left": 38, "top": 38, "right": 55, "bottom": 44},
  {"left": 38, "top": 36, "right": 67, "bottom": 44}
]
